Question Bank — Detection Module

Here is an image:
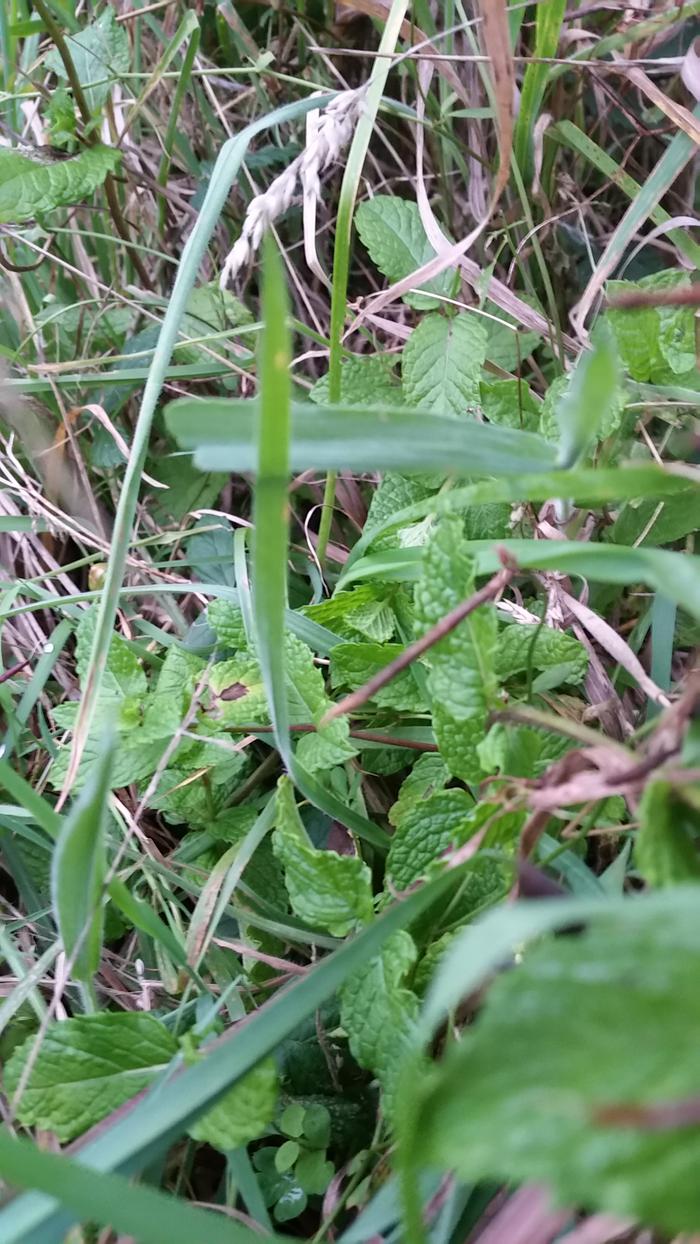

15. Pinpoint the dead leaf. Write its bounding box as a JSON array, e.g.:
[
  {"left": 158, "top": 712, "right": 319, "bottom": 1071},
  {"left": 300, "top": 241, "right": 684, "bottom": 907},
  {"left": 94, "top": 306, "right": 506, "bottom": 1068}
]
[{"left": 478, "top": 0, "right": 515, "bottom": 200}]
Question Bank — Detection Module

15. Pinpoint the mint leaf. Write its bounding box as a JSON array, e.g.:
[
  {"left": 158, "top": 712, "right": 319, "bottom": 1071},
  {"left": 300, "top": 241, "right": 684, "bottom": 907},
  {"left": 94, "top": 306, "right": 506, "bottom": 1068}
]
[
  {"left": 189, "top": 1059, "right": 277, "bottom": 1152},
  {"left": 389, "top": 753, "right": 450, "bottom": 828},
  {"left": 478, "top": 723, "right": 572, "bottom": 779},
  {"left": 302, "top": 586, "right": 396, "bottom": 642},
  {"left": 285, "top": 634, "right": 357, "bottom": 773},
  {"left": 414, "top": 516, "right": 497, "bottom": 781},
  {"left": 45, "top": 7, "right": 130, "bottom": 113},
  {"left": 635, "top": 781, "right": 700, "bottom": 886},
  {"left": 330, "top": 642, "right": 426, "bottom": 712},
  {"left": 76, "top": 607, "right": 146, "bottom": 704},
  {"left": 402, "top": 312, "right": 487, "bottom": 417},
  {"left": 364, "top": 474, "right": 438, "bottom": 549},
  {"left": 142, "top": 645, "right": 206, "bottom": 741},
  {"left": 415, "top": 899, "right": 700, "bottom": 1235},
  {"left": 354, "top": 196, "right": 456, "bottom": 310},
  {"left": 310, "top": 355, "right": 402, "bottom": 407},
  {"left": 496, "top": 623, "right": 588, "bottom": 685},
  {"left": 387, "top": 789, "right": 474, "bottom": 889},
  {"left": 206, "top": 656, "right": 268, "bottom": 725},
  {"left": 340, "top": 931, "right": 418, "bottom": 1113},
  {"left": 207, "top": 599, "right": 247, "bottom": 652},
  {"left": 4, "top": 1014, "right": 176, "bottom": 1141},
  {"left": 0, "top": 145, "right": 121, "bottom": 222},
  {"left": 480, "top": 379, "right": 541, "bottom": 431},
  {"left": 272, "top": 778, "right": 373, "bottom": 936}
]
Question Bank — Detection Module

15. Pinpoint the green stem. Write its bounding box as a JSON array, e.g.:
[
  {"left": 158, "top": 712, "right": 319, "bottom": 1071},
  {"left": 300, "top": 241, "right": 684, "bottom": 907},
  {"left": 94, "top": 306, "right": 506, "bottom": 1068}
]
[
  {"left": 157, "top": 24, "right": 200, "bottom": 235},
  {"left": 316, "top": 0, "right": 410, "bottom": 568}
]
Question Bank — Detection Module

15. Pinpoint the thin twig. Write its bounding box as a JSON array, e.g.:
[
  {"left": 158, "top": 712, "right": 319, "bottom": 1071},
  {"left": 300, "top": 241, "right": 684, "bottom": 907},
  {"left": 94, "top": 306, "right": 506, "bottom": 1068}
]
[
  {"left": 322, "top": 564, "right": 515, "bottom": 725},
  {"left": 607, "top": 286, "right": 700, "bottom": 309}
]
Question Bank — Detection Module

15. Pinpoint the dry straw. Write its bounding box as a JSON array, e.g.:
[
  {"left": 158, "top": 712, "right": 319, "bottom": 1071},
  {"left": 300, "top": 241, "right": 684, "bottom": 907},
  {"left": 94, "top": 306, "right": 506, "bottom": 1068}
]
[{"left": 220, "top": 87, "right": 367, "bottom": 287}]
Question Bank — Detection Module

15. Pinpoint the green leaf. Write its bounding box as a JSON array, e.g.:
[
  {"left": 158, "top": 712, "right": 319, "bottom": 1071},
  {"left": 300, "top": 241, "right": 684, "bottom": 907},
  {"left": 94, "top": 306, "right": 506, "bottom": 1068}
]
[
  {"left": 166, "top": 398, "right": 558, "bottom": 476},
  {"left": 414, "top": 516, "right": 497, "bottom": 781},
  {"left": 272, "top": 778, "right": 373, "bottom": 937},
  {"left": 76, "top": 606, "right": 147, "bottom": 703},
  {"left": 364, "top": 475, "right": 438, "bottom": 551},
  {"left": 50, "top": 739, "right": 112, "bottom": 981},
  {"left": 354, "top": 196, "right": 455, "bottom": 310},
  {"left": 4, "top": 1014, "right": 177, "bottom": 1141},
  {"left": 554, "top": 324, "right": 621, "bottom": 467},
  {"left": 142, "top": 644, "right": 206, "bottom": 740},
  {"left": 402, "top": 313, "right": 488, "bottom": 417},
  {"left": 285, "top": 634, "right": 357, "bottom": 772},
  {"left": 635, "top": 780, "right": 700, "bottom": 887},
  {"left": 480, "top": 378, "right": 541, "bottom": 431},
  {"left": 189, "top": 1059, "right": 278, "bottom": 1153},
  {"left": 0, "top": 145, "right": 121, "bottom": 222},
  {"left": 207, "top": 599, "right": 248, "bottom": 651},
  {"left": 310, "top": 355, "right": 402, "bottom": 407},
  {"left": 482, "top": 302, "right": 541, "bottom": 371},
  {"left": 387, "top": 789, "right": 472, "bottom": 889},
  {"left": 496, "top": 622, "right": 588, "bottom": 685},
  {"left": 207, "top": 655, "right": 269, "bottom": 726},
  {"left": 295, "top": 1149, "right": 334, "bottom": 1195},
  {"left": 607, "top": 270, "right": 696, "bottom": 381},
  {"left": 330, "top": 642, "right": 426, "bottom": 712},
  {"left": 477, "top": 723, "right": 572, "bottom": 779},
  {"left": 413, "top": 898, "right": 700, "bottom": 1235},
  {"left": 388, "top": 753, "right": 450, "bottom": 828},
  {"left": 340, "top": 931, "right": 418, "bottom": 1112},
  {"left": 45, "top": 7, "right": 130, "bottom": 113}
]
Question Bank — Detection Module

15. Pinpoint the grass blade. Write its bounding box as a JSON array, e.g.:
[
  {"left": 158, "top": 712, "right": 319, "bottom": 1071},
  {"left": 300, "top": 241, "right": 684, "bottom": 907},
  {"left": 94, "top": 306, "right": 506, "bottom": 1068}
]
[{"left": 166, "top": 398, "right": 558, "bottom": 474}]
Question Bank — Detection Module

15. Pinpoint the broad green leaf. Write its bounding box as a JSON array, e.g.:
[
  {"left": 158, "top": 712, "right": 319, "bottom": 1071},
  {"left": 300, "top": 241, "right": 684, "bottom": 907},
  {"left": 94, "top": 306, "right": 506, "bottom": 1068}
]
[
  {"left": 285, "top": 633, "right": 357, "bottom": 772},
  {"left": 0, "top": 145, "right": 121, "bottom": 222},
  {"left": 176, "top": 282, "right": 253, "bottom": 365},
  {"left": 483, "top": 303, "right": 541, "bottom": 371},
  {"left": 477, "top": 723, "right": 572, "bottom": 779},
  {"left": 165, "top": 398, "right": 558, "bottom": 476},
  {"left": 414, "top": 516, "right": 497, "bottom": 781},
  {"left": 189, "top": 1059, "right": 278, "bottom": 1152},
  {"left": 50, "top": 739, "right": 112, "bottom": 980},
  {"left": 330, "top": 642, "right": 426, "bottom": 712},
  {"left": 388, "top": 753, "right": 450, "bottom": 828},
  {"left": 413, "top": 899, "right": 700, "bottom": 1235},
  {"left": 45, "top": 7, "right": 130, "bottom": 113},
  {"left": 76, "top": 606, "right": 147, "bottom": 703},
  {"left": 272, "top": 778, "right": 373, "bottom": 937},
  {"left": 635, "top": 780, "right": 700, "bottom": 887},
  {"left": 496, "top": 622, "right": 588, "bottom": 685},
  {"left": 141, "top": 644, "right": 206, "bottom": 740},
  {"left": 310, "top": 355, "right": 402, "bottom": 406},
  {"left": 607, "top": 270, "right": 696, "bottom": 381},
  {"left": 301, "top": 586, "right": 397, "bottom": 642},
  {"left": 387, "top": 789, "right": 477, "bottom": 890},
  {"left": 207, "top": 599, "right": 248, "bottom": 651},
  {"left": 354, "top": 196, "right": 455, "bottom": 309},
  {"left": 402, "top": 312, "right": 488, "bottom": 417},
  {"left": 364, "top": 474, "right": 438, "bottom": 551},
  {"left": 207, "top": 655, "right": 269, "bottom": 725},
  {"left": 340, "top": 931, "right": 419, "bottom": 1111},
  {"left": 4, "top": 1014, "right": 177, "bottom": 1141},
  {"left": 608, "top": 492, "right": 700, "bottom": 548},
  {"left": 481, "top": 378, "right": 541, "bottom": 431},
  {"left": 554, "top": 325, "right": 621, "bottom": 468}
]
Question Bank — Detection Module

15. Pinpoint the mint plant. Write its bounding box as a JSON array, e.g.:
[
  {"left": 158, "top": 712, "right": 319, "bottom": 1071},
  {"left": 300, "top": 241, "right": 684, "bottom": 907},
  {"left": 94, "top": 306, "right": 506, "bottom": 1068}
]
[{"left": 2, "top": 3, "right": 700, "bottom": 1242}]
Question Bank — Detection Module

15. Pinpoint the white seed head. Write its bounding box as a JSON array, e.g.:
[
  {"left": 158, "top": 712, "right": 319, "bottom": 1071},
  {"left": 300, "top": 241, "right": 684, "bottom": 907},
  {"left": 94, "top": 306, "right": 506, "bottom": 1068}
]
[{"left": 220, "top": 87, "right": 366, "bottom": 288}]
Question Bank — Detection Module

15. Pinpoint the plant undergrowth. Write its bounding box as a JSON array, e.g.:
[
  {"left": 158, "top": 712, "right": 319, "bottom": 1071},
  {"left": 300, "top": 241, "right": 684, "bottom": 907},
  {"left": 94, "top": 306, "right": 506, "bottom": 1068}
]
[{"left": 1, "top": 2, "right": 700, "bottom": 1243}]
